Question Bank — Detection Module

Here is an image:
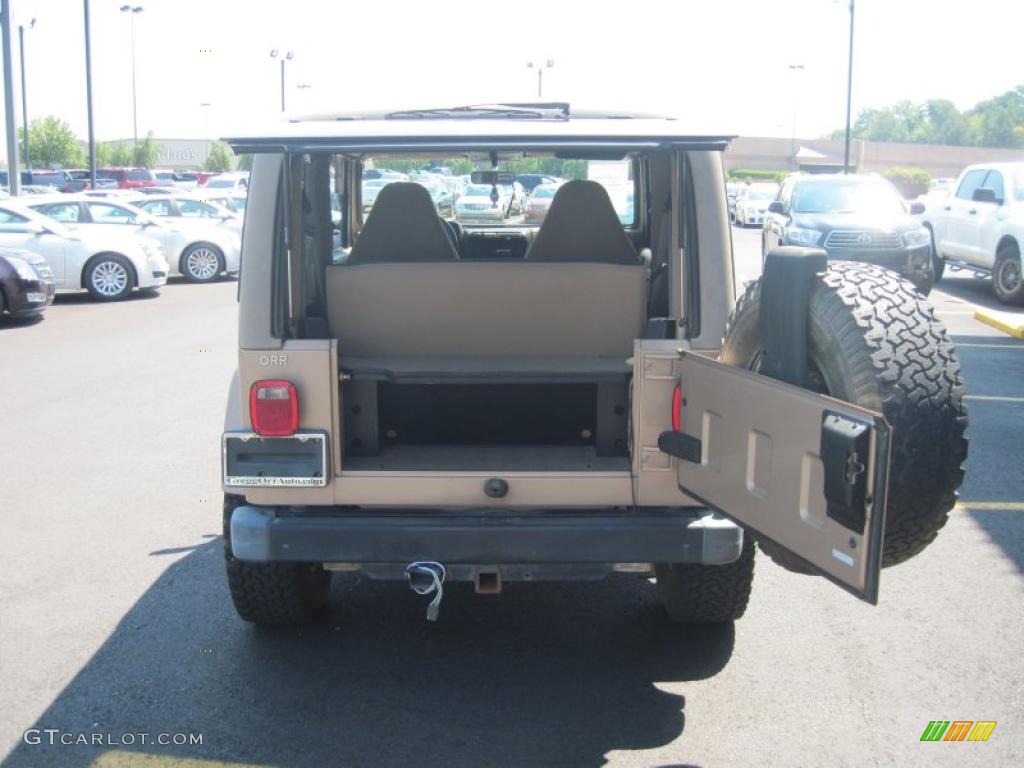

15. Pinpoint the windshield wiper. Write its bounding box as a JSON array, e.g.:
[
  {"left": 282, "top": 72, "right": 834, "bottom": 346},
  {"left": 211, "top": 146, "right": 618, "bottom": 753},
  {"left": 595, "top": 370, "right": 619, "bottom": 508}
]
[{"left": 385, "top": 103, "right": 568, "bottom": 120}]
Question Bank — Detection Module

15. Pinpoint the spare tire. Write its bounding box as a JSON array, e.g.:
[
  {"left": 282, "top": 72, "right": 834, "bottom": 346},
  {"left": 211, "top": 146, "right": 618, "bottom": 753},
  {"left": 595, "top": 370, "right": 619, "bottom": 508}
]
[{"left": 721, "top": 261, "right": 968, "bottom": 569}]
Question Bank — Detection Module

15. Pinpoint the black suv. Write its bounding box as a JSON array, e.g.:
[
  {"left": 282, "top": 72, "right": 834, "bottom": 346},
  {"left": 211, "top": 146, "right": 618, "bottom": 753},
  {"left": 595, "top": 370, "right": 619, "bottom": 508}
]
[{"left": 762, "top": 174, "right": 933, "bottom": 294}]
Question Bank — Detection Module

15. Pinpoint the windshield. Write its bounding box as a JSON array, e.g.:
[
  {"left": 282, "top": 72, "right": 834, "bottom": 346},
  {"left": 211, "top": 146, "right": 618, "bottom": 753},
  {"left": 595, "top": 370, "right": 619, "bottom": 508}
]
[
  {"left": 127, "top": 169, "right": 153, "bottom": 181},
  {"left": 1014, "top": 171, "right": 1024, "bottom": 202},
  {"left": 792, "top": 179, "right": 905, "bottom": 215},
  {"left": 207, "top": 178, "right": 235, "bottom": 188},
  {"left": 358, "top": 155, "right": 635, "bottom": 227},
  {"left": 743, "top": 187, "right": 777, "bottom": 201}
]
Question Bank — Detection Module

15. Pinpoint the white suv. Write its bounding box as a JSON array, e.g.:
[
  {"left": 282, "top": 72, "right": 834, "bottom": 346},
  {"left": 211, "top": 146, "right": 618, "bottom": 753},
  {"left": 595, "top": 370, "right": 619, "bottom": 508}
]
[{"left": 923, "top": 161, "right": 1024, "bottom": 304}]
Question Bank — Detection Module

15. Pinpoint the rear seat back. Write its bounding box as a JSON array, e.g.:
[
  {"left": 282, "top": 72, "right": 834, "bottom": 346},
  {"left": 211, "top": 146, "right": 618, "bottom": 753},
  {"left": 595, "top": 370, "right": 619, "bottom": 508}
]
[{"left": 325, "top": 261, "right": 646, "bottom": 357}]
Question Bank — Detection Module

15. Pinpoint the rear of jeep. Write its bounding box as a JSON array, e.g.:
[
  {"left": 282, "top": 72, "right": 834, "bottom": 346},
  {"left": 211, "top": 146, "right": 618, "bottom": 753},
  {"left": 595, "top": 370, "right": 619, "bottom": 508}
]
[{"left": 220, "top": 106, "right": 959, "bottom": 627}]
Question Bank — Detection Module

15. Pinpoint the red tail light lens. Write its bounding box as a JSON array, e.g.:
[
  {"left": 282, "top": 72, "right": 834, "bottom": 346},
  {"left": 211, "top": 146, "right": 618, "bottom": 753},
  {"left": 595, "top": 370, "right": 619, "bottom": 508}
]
[
  {"left": 250, "top": 379, "right": 298, "bottom": 436},
  {"left": 671, "top": 383, "right": 682, "bottom": 432}
]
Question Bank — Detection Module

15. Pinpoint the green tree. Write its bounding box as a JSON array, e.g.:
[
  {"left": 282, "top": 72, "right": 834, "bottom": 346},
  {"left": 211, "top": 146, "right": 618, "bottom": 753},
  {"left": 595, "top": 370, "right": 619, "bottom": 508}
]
[
  {"left": 205, "top": 141, "right": 234, "bottom": 171},
  {"left": 236, "top": 153, "right": 253, "bottom": 172},
  {"left": 132, "top": 132, "right": 161, "bottom": 168},
  {"left": 20, "top": 116, "right": 84, "bottom": 168},
  {"left": 107, "top": 141, "right": 134, "bottom": 166}
]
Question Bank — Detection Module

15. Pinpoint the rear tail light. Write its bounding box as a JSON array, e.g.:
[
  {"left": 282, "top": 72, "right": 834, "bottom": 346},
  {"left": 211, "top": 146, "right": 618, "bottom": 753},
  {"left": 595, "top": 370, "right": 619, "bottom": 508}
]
[
  {"left": 671, "top": 383, "right": 682, "bottom": 432},
  {"left": 250, "top": 379, "right": 298, "bottom": 436}
]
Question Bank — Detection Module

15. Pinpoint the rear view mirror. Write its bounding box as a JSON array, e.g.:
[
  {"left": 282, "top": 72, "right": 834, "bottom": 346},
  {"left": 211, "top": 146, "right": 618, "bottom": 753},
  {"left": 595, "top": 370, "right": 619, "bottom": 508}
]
[
  {"left": 471, "top": 170, "right": 515, "bottom": 186},
  {"left": 909, "top": 202, "right": 925, "bottom": 215},
  {"left": 972, "top": 186, "right": 999, "bottom": 204},
  {"left": 767, "top": 201, "right": 785, "bottom": 214}
]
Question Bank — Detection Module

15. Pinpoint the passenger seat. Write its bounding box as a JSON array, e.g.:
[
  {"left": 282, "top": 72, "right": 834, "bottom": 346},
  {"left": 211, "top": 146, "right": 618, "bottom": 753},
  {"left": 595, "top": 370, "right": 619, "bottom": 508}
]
[
  {"left": 526, "top": 180, "right": 638, "bottom": 265},
  {"left": 347, "top": 182, "right": 459, "bottom": 264}
]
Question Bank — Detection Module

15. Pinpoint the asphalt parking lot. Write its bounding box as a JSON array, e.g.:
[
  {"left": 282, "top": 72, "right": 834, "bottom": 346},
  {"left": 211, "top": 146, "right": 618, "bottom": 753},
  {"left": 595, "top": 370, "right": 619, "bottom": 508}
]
[{"left": 1, "top": 230, "right": 1022, "bottom": 767}]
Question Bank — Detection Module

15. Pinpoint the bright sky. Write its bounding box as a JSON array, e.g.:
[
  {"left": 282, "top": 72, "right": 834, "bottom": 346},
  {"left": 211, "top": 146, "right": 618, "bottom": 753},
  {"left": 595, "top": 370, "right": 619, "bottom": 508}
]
[{"left": 1, "top": 0, "right": 1020, "bottom": 155}]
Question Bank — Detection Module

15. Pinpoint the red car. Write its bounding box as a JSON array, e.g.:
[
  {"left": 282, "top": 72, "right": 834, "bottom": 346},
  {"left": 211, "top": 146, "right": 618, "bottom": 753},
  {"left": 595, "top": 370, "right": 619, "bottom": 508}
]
[
  {"left": 96, "top": 167, "right": 157, "bottom": 189},
  {"left": 526, "top": 183, "right": 560, "bottom": 222}
]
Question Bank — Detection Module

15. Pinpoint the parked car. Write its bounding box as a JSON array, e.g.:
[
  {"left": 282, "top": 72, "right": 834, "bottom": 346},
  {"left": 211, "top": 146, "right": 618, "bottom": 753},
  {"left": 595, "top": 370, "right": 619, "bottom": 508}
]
[
  {"left": 417, "top": 180, "right": 455, "bottom": 217},
  {"left": 0, "top": 169, "right": 81, "bottom": 192},
  {"left": 26, "top": 194, "right": 240, "bottom": 283},
  {"left": 96, "top": 167, "right": 157, "bottom": 189},
  {"left": 922, "top": 161, "right": 1024, "bottom": 304},
  {"left": 454, "top": 182, "right": 526, "bottom": 224},
  {"left": 0, "top": 201, "right": 168, "bottom": 300},
  {"left": 731, "top": 183, "right": 779, "bottom": 227},
  {"left": 441, "top": 176, "right": 467, "bottom": 202},
  {"left": 0, "top": 246, "right": 55, "bottom": 317},
  {"left": 762, "top": 174, "right": 933, "bottom": 294},
  {"left": 189, "top": 189, "right": 246, "bottom": 216},
  {"left": 205, "top": 172, "right": 249, "bottom": 193},
  {"left": 515, "top": 173, "right": 561, "bottom": 194},
  {"left": 525, "top": 182, "right": 559, "bottom": 222},
  {"left": 69, "top": 170, "right": 118, "bottom": 190},
  {"left": 361, "top": 179, "right": 392, "bottom": 213},
  {"left": 126, "top": 193, "right": 243, "bottom": 239}
]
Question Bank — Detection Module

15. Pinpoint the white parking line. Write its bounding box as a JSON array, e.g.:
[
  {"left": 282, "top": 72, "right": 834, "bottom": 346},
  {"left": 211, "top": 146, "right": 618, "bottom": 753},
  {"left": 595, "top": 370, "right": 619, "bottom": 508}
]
[
  {"left": 963, "top": 395, "right": 1024, "bottom": 403},
  {"left": 956, "top": 342, "right": 1024, "bottom": 349},
  {"left": 957, "top": 502, "right": 1024, "bottom": 511}
]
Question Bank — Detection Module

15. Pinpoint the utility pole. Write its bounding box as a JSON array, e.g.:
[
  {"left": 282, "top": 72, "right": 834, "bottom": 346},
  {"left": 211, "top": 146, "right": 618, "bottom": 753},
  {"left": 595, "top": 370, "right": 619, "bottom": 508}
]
[
  {"left": 1, "top": 0, "right": 20, "bottom": 195},
  {"left": 787, "top": 64, "right": 804, "bottom": 171},
  {"left": 18, "top": 18, "right": 33, "bottom": 168},
  {"left": 843, "top": 0, "right": 855, "bottom": 174},
  {"left": 84, "top": 0, "right": 97, "bottom": 188}
]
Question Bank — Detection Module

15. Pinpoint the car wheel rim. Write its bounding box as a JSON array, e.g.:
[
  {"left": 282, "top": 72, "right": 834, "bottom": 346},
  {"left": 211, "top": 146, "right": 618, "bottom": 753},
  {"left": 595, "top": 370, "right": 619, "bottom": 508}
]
[
  {"left": 998, "top": 257, "right": 1021, "bottom": 293},
  {"left": 92, "top": 261, "right": 129, "bottom": 296},
  {"left": 187, "top": 248, "right": 219, "bottom": 279}
]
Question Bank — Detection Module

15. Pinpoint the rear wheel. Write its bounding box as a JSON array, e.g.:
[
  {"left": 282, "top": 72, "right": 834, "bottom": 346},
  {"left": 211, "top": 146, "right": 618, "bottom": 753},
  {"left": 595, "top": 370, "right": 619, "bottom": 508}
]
[
  {"left": 84, "top": 254, "right": 134, "bottom": 301},
  {"left": 721, "top": 261, "right": 968, "bottom": 570},
  {"left": 993, "top": 242, "right": 1024, "bottom": 305},
  {"left": 223, "top": 495, "right": 332, "bottom": 626},
  {"left": 181, "top": 243, "right": 224, "bottom": 283},
  {"left": 655, "top": 537, "right": 755, "bottom": 623}
]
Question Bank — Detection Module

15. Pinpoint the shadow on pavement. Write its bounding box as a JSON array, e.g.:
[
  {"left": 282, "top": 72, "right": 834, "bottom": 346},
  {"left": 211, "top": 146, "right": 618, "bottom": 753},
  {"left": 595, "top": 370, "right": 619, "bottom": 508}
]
[
  {"left": 4, "top": 539, "right": 734, "bottom": 768},
  {"left": 52, "top": 288, "right": 161, "bottom": 306},
  {"left": 935, "top": 273, "right": 1023, "bottom": 313},
  {"left": 0, "top": 313, "right": 45, "bottom": 332},
  {"left": 967, "top": 509, "right": 1024, "bottom": 576}
]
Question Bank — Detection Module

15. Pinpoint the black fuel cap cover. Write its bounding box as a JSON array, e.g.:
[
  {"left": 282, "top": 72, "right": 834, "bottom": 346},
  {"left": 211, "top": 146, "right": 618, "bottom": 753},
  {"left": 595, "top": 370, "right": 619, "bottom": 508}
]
[{"left": 484, "top": 478, "right": 509, "bottom": 498}]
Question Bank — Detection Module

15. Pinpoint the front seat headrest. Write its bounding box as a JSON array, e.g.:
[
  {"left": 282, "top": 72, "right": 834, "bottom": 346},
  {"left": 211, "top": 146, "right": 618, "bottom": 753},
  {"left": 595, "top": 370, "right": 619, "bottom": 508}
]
[
  {"left": 526, "top": 179, "right": 638, "bottom": 265},
  {"left": 347, "top": 182, "right": 459, "bottom": 264}
]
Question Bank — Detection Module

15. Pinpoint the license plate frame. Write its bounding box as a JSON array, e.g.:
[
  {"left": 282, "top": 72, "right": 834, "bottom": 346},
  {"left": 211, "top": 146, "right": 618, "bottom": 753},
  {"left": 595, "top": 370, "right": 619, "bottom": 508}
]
[{"left": 222, "top": 431, "right": 328, "bottom": 488}]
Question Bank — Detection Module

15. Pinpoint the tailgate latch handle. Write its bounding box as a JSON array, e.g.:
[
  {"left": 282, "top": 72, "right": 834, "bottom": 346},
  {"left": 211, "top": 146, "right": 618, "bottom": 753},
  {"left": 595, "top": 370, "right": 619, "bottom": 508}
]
[
  {"left": 657, "top": 431, "right": 702, "bottom": 464},
  {"left": 820, "top": 411, "right": 871, "bottom": 533}
]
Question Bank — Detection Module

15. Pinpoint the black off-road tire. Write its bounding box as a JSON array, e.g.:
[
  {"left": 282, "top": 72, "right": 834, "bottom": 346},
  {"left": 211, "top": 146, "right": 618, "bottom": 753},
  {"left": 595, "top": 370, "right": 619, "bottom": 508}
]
[
  {"left": 655, "top": 537, "right": 755, "bottom": 623},
  {"left": 721, "top": 261, "right": 968, "bottom": 570},
  {"left": 223, "top": 495, "right": 332, "bottom": 626},
  {"left": 993, "top": 242, "right": 1024, "bottom": 306}
]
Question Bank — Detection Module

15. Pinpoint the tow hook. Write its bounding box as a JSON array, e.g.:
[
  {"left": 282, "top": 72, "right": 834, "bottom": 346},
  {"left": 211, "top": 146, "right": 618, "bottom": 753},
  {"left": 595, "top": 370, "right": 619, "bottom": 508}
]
[{"left": 405, "top": 561, "right": 446, "bottom": 622}]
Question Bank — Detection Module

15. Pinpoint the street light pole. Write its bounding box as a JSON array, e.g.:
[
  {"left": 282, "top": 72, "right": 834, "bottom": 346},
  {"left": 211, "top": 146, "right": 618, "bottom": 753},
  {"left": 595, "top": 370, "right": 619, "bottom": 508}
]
[
  {"left": 84, "top": 0, "right": 97, "bottom": 188},
  {"left": 1, "top": 0, "right": 20, "bottom": 195},
  {"left": 787, "top": 64, "right": 804, "bottom": 171},
  {"left": 843, "top": 0, "right": 855, "bottom": 174},
  {"left": 18, "top": 18, "right": 34, "bottom": 168},
  {"left": 270, "top": 50, "right": 294, "bottom": 112},
  {"left": 119, "top": 5, "right": 143, "bottom": 145},
  {"left": 526, "top": 59, "right": 554, "bottom": 99}
]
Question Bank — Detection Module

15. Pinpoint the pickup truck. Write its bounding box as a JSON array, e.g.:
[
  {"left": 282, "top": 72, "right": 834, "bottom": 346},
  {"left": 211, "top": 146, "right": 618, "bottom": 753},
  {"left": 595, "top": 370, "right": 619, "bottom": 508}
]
[{"left": 923, "top": 161, "right": 1024, "bottom": 305}]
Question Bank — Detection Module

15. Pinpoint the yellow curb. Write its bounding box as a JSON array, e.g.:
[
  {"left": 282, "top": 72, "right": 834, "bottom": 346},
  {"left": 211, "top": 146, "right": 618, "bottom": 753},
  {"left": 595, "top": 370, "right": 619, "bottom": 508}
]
[{"left": 974, "top": 308, "right": 1024, "bottom": 339}]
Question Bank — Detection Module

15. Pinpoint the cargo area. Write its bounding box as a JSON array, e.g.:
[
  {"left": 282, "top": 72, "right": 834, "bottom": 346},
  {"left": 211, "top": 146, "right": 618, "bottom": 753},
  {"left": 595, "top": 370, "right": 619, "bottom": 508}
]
[{"left": 342, "top": 378, "right": 631, "bottom": 472}]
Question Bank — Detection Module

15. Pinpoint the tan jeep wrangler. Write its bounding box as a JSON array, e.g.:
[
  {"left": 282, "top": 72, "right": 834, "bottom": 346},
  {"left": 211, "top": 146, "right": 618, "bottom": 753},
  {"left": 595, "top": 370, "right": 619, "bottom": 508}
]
[{"left": 221, "top": 104, "right": 967, "bottom": 626}]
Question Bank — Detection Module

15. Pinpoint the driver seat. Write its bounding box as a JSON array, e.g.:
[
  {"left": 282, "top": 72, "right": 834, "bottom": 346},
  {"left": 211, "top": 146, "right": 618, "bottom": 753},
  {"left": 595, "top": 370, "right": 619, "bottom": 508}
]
[{"left": 347, "top": 182, "right": 459, "bottom": 264}]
